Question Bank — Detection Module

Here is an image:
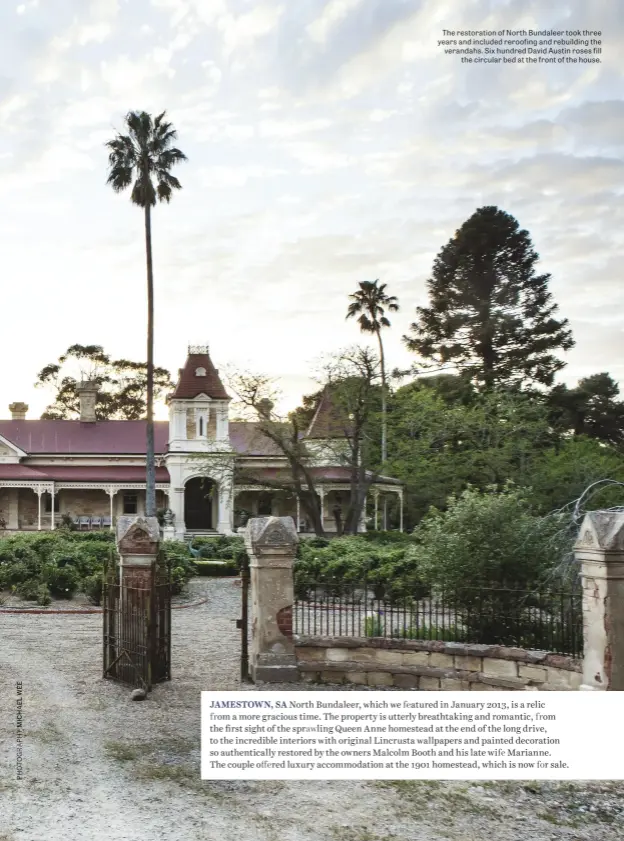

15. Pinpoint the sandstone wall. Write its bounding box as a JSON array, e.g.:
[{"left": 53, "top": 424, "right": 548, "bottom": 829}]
[{"left": 296, "top": 637, "right": 582, "bottom": 691}]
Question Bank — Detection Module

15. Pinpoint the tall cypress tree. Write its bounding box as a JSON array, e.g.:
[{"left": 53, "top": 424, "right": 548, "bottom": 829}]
[{"left": 404, "top": 206, "right": 574, "bottom": 389}]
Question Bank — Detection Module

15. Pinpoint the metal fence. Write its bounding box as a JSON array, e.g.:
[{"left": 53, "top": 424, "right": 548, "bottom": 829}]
[
  {"left": 103, "top": 553, "right": 172, "bottom": 690},
  {"left": 293, "top": 579, "right": 583, "bottom": 657}
]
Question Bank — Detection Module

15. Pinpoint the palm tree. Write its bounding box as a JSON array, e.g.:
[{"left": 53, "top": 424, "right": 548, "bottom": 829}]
[
  {"left": 105, "top": 111, "right": 187, "bottom": 517},
  {"left": 346, "top": 279, "right": 399, "bottom": 528}
]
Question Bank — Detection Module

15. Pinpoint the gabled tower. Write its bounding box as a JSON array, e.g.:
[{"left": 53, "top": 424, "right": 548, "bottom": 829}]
[
  {"left": 167, "top": 345, "right": 231, "bottom": 452},
  {"left": 165, "top": 345, "right": 235, "bottom": 538}
]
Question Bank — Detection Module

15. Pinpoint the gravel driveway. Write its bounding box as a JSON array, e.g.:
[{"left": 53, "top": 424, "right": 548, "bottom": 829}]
[{"left": 0, "top": 578, "right": 622, "bottom": 841}]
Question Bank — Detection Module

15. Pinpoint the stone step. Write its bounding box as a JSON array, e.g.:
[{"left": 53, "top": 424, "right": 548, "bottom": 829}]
[{"left": 185, "top": 530, "right": 219, "bottom": 538}]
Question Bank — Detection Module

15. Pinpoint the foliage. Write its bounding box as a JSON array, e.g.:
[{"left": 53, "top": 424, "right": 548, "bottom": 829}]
[
  {"left": 37, "top": 584, "right": 52, "bottom": 606},
  {"left": 410, "top": 485, "right": 573, "bottom": 594},
  {"left": 36, "top": 344, "right": 174, "bottom": 420},
  {"left": 161, "top": 541, "right": 198, "bottom": 590},
  {"left": 45, "top": 565, "right": 80, "bottom": 599},
  {"left": 0, "top": 533, "right": 111, "bottom": 602},
  {"left": 82, "top": 574, "right": 104, "bottom": 606},
  {"left": 223, "top": 346, "right": 384, "bottom": 536},
  {"left": 547, "top": 373, "right": 624, "bottom": 448},
  {"left": 193, "top": 560, "right": 239, "bottom": 577},
  {"left": 386, "top": 383, "right": 553, "bottom": 527},
  {"left": 365, "top": 613, "right": 385, "bottom": 637},
  {"left": 59, "top": 513, "right": 77, "bottom": 530},
  {"left": 294, "top": 534, "right": 428, "bottom": 603},
  {"left": 185, "top": 535, "right": 245, "bottom": 564},
  {"left": 170, "top": 566, "right": 187, "bottom": 595},
  {"left": 528, "top": 436, "right": 624, "bottom": 514},
  {"left": 403, "top": 206, "right": 574, "bottom": 389}
]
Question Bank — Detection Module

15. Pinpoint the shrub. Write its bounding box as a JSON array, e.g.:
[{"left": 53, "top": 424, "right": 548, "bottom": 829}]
[
  {"left": 365, "top": 612, "right": 385, "bottom": 637},
  {"left": 193, "top": 560, "right": 239, "bottom": 577},
  {"left": 294, "top": 535, "right": 428, "bottom": 604},
  {"left": 361, "top": 530, "right": 414, "bottom": 544},
  {"left": 59, "top": 513, "right": 77, "bottom": 531},
  {"left": 36, "top": 584, "right": 52, "bottom": 606},
  {"left": 1, "top": 561, "right": 36, "bottom": 589},
  {"left": 82, "top": 573, "right": 104, "bottom": 606},
  {"left": 412, "top": 485, "right": 571, "bottom": 592},
  {"left": 15, "top": 578, "right": 43, "bottom": 601},
  {"left": 45, "top": 565, "right": 80, "bottom": 599},
  {"left": 170, "top": 566, "right": 188, "bottom": 595}
]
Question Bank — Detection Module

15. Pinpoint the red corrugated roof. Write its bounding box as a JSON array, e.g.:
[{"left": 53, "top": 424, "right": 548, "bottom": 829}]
[
  {"left": 0, "top": 419, "right": 285, "bottom": 457},
  {"left": 0, "top": 420, "right": 169, "bottom": 455},
  {"left": 0, "top": 465, "right": 170, "bottom": 482},
  {"left": 305, "top": 386, "right": 351, "bottom": 439},
  {"left": 170, "top": 352, "right": 230, "bottom": 400}
]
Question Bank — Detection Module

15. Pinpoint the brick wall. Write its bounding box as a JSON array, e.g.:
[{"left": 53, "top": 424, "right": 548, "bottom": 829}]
[
  {"left": 54, "top": 489, "right": 111, "bottom": 519},
  {"left": 295, "top": 637, "right": 582, "bottom": 691}
]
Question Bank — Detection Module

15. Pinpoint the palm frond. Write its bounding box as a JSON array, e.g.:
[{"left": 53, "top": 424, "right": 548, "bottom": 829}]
[{"left": 105, "top": 109, "right": 187, "bottom": 207}]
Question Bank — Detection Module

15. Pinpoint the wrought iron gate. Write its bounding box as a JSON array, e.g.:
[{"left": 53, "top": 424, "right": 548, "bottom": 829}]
[
  {"left": 103, "top": 550, "right": 172, "bottom": 690},
  {"left": 237, "top": 551, "right": 251, "bottom": 682}
]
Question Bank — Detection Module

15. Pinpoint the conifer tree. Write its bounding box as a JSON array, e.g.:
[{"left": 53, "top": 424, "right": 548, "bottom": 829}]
[{"left": 404, "top": 206, "right": 574, "bottom": 389}]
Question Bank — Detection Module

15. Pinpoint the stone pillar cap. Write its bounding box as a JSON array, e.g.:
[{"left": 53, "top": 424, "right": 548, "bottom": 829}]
[
  {"left": 245, "top": 516, "right": 298, "bottom": 552},
  {"left": 117, "top": 515, "right": 161, "bottom": 553},
  {"left": 575, "top": 511, "right": 624, "bottom": 551}
]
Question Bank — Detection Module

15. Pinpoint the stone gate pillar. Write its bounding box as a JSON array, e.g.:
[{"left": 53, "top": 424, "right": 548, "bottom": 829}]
[
  {"left": 244, "top": 516, "right": 299, "bottom": 683},
  {"left": 575, "top": 511, "right": 624, "bottom": 690}
]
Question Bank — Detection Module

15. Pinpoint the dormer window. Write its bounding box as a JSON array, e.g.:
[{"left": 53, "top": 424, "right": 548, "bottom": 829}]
[{"left": 195, "top": 367, "right": 207, "bottom": 377}]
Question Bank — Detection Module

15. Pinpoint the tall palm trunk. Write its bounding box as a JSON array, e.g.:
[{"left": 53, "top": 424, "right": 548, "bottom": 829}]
[
  {"left": 376, "top": 329, "right": 388, "bottom": 529},
  {"left": 144, "top": 201, "right": 156, "bottom": 517}
]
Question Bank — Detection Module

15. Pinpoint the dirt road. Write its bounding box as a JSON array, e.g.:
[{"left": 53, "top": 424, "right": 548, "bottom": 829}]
[{"left": 0, "top": 579, "right": 621, "bottom": 840}]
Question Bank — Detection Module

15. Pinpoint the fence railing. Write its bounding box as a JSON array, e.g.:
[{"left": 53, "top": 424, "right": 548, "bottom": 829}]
[{"left": 293, "top": 580, "right": 583, "bottom": 658}]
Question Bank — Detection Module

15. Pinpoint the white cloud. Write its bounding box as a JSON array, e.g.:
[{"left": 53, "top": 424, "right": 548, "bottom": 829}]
[
  {"left": 0, "top": 0, "right": 622, "bottom": 414},
  {"left": 306, "top": 0, "right": 364, "bottom": 45},
  {"left": 216, "top": 3, "right": 284, "bottom": 57}
]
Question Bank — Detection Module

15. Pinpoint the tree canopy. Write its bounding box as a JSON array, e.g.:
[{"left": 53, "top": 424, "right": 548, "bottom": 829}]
[
  {"left": 404, "top": 206, "right": 575, "bottom": 389},
  {"left": 35, "top": 344, "right": 174, "bottom": 420}
]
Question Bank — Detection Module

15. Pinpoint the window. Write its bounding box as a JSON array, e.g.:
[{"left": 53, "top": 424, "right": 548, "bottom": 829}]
[
  {"left": 43, "top": 492, "right": 55, "bottom": 513},
  {"left": 196, "top": 410, "right": 208, "bottom": 438},
  {"left": 123, "top": 493, "right": 138, "bottom": 514},
  {"left": 195, "top": 367, "right": 207, "bottom": 376}
]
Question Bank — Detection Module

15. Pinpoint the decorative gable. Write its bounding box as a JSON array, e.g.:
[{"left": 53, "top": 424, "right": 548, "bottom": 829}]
[{"left": 0, "top": 434, "right": 26, "bottom": 464}]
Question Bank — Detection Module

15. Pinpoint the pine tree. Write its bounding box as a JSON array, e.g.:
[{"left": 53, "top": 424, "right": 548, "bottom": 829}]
[{"left": 404, "top": 206, "right": 574, "bottom": 389}]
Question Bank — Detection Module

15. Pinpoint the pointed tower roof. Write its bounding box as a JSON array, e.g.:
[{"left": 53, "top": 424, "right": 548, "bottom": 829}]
[
  {"left": 305, "top": 385, "right": 349, "bottom": 439},
  {"left": 170, "top": 345, "right": 230, "bottom": 400}
]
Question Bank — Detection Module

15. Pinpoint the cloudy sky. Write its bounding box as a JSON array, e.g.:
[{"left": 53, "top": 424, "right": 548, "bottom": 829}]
[{"left": 0, "top": 0, "right": 622, "bottom": 419}]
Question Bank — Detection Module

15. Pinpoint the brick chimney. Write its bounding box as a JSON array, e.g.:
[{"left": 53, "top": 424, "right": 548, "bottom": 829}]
[
  {"left": 8, "top": 402, "right": 28, "bottom": 420},
  {"left": 76, "top": 381, "right": 98, "bottom": 423}
]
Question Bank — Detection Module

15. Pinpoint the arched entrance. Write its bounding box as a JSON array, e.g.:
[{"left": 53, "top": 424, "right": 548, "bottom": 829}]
[{"left": 184, "top": 477, "right": 215, "bottom": 530}]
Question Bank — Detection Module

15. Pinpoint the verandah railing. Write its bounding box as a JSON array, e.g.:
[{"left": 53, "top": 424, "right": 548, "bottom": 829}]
[{"left": 293, "top": 579, "right": 583, "bottom": 658}]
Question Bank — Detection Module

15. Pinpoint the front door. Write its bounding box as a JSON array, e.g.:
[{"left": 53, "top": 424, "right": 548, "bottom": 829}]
[{"left": 184, "top": 477, "right": 214, "bottom": 530}]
